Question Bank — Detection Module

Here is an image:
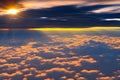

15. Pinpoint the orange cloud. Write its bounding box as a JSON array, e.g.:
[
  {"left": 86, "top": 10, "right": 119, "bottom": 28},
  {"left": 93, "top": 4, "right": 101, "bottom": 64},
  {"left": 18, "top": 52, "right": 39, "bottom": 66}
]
[
  {"left": 53, "top": 56, "right": 96, "bottom": 67},
  {"left": 67, "top": 78, "right": 74, "bottom": 80},
  {"left": 81, "top": 69, "right": 100, "bottom": 74},
  {"left": 35, "top": 73, "right": 47, "bottom": 78},
  {"left": 23, "top": 77, "right": 28, "bottom": 80},
  {"left": 0, "top": 59, "right": 7, "bottom": 63},
  {"left": 96, "top": 76, "right": 115, "bottom": 80},
  {"left": 77, "top": 77, "right": 87, "bottom": 80},
  {"left": 21, "top": 0, "right": 83, "bottom": 10},
  {"left": 0, "top": 0, "right": 119, "bottom": 15},
  {"left": 44, "top": 78, "right": 54, "bottom": 80},
  {"left": 21, "top": 0, "right": 120, "bottom": 10},
  {"left": 45, "top": 68, "right": 74, "bottom": 73},
  {"left": 0, "top": 33, "right": 120, "bottom": 80},
  {"left": 61, "top": 76, "right": 67, "bottom": 79},
  {"left": 0, "top": 71, "right": 23, "bottom": 77},
  {"left": 24, "top": 72, "right": 33, "bottom": 77}
]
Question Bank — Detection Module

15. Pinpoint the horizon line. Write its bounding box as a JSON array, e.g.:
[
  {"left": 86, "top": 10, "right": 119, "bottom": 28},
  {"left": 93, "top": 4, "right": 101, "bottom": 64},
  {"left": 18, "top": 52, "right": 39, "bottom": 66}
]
[{"left": 0, "top": 27, "right": 120, "bottom": 31}]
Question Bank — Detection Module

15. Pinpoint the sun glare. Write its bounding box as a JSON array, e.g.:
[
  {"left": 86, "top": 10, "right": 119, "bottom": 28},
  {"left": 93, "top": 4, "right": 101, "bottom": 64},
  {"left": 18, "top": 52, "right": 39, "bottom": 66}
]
[{"left": 7, "top": 9, "right": 19, "bottom": 15}]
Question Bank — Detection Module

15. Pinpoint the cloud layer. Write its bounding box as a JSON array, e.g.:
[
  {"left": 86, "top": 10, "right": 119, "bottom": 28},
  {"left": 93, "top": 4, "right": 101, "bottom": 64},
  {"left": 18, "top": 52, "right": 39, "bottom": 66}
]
[
  {"left": 0, "top": 0, "right": 119, "bottom": 12},
  {"left": 0, "top": 29, "right": 120, "bottom": 80},
  {"left": 20, "top": 0, "right": 120, "bottom": 10}
]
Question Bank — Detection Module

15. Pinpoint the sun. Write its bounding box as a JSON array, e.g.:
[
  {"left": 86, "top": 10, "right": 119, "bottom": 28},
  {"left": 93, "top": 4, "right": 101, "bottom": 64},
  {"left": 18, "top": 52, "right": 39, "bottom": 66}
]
[{"left": 7, "top": 9, "right": 19, "bottom": 15}]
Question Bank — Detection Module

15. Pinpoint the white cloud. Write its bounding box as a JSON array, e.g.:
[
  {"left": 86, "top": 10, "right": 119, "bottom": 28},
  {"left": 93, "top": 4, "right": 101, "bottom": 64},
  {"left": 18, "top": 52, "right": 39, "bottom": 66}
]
[
  {"left": 103, "top": 18, "right": 120, "bottom": 21},
  {"left": 90, "top": 6, "right": 120, "bottom": 14}
]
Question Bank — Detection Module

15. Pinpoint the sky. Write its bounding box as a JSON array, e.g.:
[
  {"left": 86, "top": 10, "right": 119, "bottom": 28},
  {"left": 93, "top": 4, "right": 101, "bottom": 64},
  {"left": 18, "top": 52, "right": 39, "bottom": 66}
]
[
  {"left": 0, "top": 0, "right": 120, "bottom": 28},
  {"left": 0, "top": 1, "right": 120, "bottom": 80}
]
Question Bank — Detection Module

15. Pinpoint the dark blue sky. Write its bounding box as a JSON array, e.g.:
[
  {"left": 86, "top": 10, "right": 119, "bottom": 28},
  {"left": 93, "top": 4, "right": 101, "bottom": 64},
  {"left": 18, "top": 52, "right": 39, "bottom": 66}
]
[{"left": 0, "top": 0, "right": 119, "bottom": 28}]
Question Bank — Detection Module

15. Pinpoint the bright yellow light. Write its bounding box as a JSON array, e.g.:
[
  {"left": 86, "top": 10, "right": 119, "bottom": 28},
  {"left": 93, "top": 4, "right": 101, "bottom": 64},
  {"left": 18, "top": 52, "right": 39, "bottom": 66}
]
[
  {"left": 7, "top": 9, "right": 19, "bottom": 15},
  {"left": 28, "top": 27, "right": 120, "bottom": 31}
]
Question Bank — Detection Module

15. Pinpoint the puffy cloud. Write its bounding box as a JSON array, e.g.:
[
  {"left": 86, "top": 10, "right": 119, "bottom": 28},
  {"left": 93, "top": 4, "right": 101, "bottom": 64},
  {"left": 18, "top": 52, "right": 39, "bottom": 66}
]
[
  {"left": 67, "top": 78, "right": 74, "bottom": 80},
  {"left": 77, "top": 77, "right": 87, "bottom": 80},
  {"left": 0, "top": 30, "right": 120, "bottom": 79},
  {"left": 0, "top": 71, "right": 23, "bottom": 77},
  {"left": 24, "top": 72, "right": 33, "bottom": 77},
  {"left": 96, "top": 76, "right": 115, "bottom": 80},
  {"left": 44, "top": 78, "right": 54, "bottom": 80},
  {"left": 44, "top": 67, "right": 74, "bottom": 73},
  {"left": 35, "top": 73, "right": 47, "bottom": 78},
  {"left": 23, "top": 77, "right": 27, "bottom": 80},
  {"left": 0, "top": 59, "right": 7, "bottom": 63},
  {"left": 61, "top": 76, "right": 67, "bottom": 79},
  {"left": 53, "top": 56, "right": 96, "bottom": 67},
  {"left": 81, "top": 69, "right": 100, "bottom": 74}
]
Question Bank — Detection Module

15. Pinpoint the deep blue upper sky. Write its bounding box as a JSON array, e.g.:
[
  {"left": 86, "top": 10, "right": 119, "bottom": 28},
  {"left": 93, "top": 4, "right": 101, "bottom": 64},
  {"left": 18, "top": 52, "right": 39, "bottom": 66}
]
[{"left": 0, "top": 0, "right": 119, "bottom": 28}]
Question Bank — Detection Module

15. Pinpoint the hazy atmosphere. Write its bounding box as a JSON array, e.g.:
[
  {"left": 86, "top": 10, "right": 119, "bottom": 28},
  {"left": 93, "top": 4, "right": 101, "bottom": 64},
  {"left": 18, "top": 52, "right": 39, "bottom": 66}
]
[{"left": 0, "top": 0, "right": 120, "bottom": 80}]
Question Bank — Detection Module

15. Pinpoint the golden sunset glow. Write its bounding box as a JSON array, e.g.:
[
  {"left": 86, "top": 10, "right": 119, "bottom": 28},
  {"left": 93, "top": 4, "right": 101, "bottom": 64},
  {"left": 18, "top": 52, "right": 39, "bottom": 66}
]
[
  {"left": 28, "top": 27, "right": 120, "bottom": 31},
  {"left": 7, "top": 9, "right": 19, "bottom": 15}
]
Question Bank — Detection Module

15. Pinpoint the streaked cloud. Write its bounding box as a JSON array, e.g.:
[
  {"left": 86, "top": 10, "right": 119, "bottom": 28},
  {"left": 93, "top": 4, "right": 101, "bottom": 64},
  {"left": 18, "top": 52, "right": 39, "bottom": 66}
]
[
  {"left": 96, "top": 76, "right": 116, "bottom": 80},
  {"left": 0, "top": 1, "right": 119, "bottom": 28},
  {"left": 103, "top": 18, "right": 120, "bottom": 21},
  {"left": 0, "top": 0, "right": 119, "bottom": 15},
  {"left": 20, "top": 0, "right": 82, "bottom": 10},
  {"left": 21, "top": 0, "right": 120, "bottom": 10},
  {"left": 89, "top": 5, "right": 120, "bottom": 13}
]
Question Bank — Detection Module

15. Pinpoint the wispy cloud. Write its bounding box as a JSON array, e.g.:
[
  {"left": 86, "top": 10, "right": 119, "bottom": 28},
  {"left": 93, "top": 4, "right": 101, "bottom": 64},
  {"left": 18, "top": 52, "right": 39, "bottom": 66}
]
[
  {"left": 89, "top": 6, "right": 120, "bottom": 13},
  {"left": 0, "top": 0, "right": 119, "bottom": 14},
  {"left": 103, "top": 18, "right": 120, "bottom": 21}
]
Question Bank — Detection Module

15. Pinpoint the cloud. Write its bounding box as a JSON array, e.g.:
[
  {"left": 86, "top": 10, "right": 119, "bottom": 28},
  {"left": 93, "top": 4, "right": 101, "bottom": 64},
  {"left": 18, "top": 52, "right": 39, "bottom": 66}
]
[
  {"left": 0, "top": 4, "right": 120, "bottom": 27},
  {"left": 76, "top": 77, "right": 87, "bottom": 80},
  {"left": 53, "top": 56, "right": 96, "bottom": 67},
  {"left": 0, "top": 31, "right": 120, "bottom": 80},
  {"left": 21, "top": 0, "right": 120, "bottom": 10},
  {"left": 103, "top": 18, "right": 120, "bottom": 21},
  {"left": 0, "top": 59, "right": 7, "bottom": 63},
  {"left": 96, "top": 76, "right": 116, "bottom": 80},
  {"left": 84, "top": 0, "right": 119, "bottom": 5},
  {"left": 44, "top": 68, "right": 74, "bottom": 73},
  {"left": 0, "top": 0, "right": 119, "bottom": 13},
  {"left": 81, "top": 69, "right": 100, "bottom": 74},
  {"left": 0, "top": 71, "right": 23, "bottom": 77},
  {"left": 21, "top": 0, "right": 82, "bottom": 10},
  {"left": 61, "top": 76, "right": 67, "bottom": 79},
  {"left": 44, "top": 78, "right": 54, "bottom": 80},
  {"left": 90, "top": 6, "right": 120, "bottom": 13},
  {"left": 67, "top": 78, "right": 74, "bottom": 80},
  {"left": 35, "top": 73, "right": 47, "bottom": 78}
]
